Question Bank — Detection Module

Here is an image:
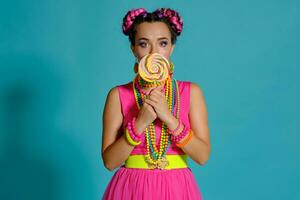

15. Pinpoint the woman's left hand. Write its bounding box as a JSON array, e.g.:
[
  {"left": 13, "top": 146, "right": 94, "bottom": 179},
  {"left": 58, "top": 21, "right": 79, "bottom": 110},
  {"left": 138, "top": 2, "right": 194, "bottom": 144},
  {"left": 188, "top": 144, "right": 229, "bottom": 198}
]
[{"left": 144, "top": 86, "right": 175, "bottom": 126}]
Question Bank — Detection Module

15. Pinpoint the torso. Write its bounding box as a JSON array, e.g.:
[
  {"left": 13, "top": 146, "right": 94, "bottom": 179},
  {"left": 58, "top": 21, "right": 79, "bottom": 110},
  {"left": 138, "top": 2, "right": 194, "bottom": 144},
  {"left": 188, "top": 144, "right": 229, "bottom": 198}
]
[{"left": 117, "top": 80, "right": 191, "bottom": 155}]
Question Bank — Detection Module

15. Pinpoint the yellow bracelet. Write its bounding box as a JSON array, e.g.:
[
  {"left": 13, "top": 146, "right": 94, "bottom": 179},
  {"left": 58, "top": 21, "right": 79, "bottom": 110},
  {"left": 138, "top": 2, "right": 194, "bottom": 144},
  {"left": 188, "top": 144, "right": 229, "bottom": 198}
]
[{"left": 125, "top": 128, "right": 141, "bottom": 146}]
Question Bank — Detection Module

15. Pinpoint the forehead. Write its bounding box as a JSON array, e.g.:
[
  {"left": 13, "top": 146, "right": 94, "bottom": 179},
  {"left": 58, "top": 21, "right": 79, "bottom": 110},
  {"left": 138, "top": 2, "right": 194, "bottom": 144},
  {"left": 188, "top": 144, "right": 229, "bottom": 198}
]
[{"left": 135, "top": 22, "right": 171, "bottom": 40}]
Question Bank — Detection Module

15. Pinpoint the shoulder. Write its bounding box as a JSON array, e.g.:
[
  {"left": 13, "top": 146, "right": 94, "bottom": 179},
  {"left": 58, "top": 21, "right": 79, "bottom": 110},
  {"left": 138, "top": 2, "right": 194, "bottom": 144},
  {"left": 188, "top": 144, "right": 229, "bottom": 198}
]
[
  {"left": 105, "top": 86, "right": 119, "bottom": 107},
  {"left": 104, "top": 85, "right": 124, "bottom": 116},
  {"left": 189, "top": 82, "right": 206, "bottom": 107},
  {"left": 190, "top": 82, "right": 204, "bottom": 95},
  {"left": 107, "top": 86, "right": 118, "bottom": 97},
  {"left": 116, "top": 81, "right": 133, "bottom": 91},
  {"left": 107, "top": 81, "right": 132, "bottom": 97},
  {"left": 176, "top": 80, "right": 203, "bottom": 93}
]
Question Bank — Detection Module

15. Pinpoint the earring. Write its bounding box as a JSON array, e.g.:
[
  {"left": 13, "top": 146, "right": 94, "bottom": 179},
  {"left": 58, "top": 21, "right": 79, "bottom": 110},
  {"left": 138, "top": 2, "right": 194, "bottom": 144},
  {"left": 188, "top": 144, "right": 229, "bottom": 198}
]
[
  {"left": 134, "top": 62, "right": 138, "bottom": 73},
  {"left": 169, "top": 61, "right": 174, "bottom": 74},
  {"left": 134, "top": 56, "right": 139, "bottom": 74}
]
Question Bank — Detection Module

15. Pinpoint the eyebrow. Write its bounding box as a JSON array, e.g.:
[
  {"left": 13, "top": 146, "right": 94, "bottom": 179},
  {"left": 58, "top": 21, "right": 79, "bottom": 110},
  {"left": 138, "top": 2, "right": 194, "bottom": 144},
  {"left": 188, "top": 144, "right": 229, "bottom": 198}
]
[{"left": 137, "top": 37, "right": 169, "bottom": 41}]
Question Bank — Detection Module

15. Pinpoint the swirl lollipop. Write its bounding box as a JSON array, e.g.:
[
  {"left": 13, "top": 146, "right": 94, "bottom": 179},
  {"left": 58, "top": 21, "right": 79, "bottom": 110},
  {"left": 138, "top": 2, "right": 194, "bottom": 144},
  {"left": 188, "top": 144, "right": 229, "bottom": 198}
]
[{"left": 138, "top": 53, "right": 170, "bottom": 83}]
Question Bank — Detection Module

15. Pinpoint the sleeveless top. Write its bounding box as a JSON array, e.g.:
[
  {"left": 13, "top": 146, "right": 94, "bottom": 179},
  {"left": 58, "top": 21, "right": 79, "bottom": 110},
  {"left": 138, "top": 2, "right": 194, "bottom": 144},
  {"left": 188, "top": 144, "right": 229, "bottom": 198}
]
[{"left": 117, "top": 80, "right": 191, "bottom": 156}]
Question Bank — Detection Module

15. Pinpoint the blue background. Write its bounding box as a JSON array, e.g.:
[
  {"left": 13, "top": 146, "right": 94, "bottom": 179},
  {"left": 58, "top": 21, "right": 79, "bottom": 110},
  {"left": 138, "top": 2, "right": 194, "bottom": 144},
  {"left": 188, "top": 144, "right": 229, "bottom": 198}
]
[{"left": 1, "top": 0, "right": 299, "bottom": 199}]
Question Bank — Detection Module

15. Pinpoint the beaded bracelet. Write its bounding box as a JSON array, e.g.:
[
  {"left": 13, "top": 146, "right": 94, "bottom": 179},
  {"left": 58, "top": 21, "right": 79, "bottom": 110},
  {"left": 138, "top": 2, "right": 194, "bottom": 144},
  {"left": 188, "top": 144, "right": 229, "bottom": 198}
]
[
  {"left": 176, "top": 130, "right": 194, "bottom": 148},
  {"left": 169, "top": 119, "right": 182, "bottom": 135},
  {"left": 131, "top": 117, "right": 143, "bottom": 139},
  {"left": 170, "top": 123, "right": 190, "bottom": 143},
  {"left": 125, "top": 128, "right": 141, "bottom": 146},
  {"left": 126, "top": 117, "right": 143, "bottom": 142}
]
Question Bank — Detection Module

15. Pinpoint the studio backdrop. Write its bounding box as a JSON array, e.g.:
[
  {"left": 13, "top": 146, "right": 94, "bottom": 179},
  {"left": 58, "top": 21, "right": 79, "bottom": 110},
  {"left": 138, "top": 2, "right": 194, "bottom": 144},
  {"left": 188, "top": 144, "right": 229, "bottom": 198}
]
[{"left": 0, "top": 0, "right": 299, "bottom": 199}]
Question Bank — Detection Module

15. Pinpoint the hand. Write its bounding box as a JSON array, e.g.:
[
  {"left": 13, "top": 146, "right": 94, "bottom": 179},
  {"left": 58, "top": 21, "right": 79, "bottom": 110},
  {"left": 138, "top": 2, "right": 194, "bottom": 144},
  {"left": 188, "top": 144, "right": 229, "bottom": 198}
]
[
  {"left": 135, "top": 101, "right": 157, "bottom": 134},
  {"left": 144, "top": 86, "right": 174, "bottom": 125}
]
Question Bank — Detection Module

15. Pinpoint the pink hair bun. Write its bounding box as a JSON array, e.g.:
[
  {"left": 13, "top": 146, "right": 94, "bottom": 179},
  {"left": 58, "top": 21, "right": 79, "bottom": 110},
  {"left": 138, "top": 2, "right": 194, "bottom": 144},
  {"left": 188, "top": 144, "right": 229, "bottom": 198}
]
[
  {"left": 122, "top": 8, "right": 148, "bottom": 35},
  {"left": 154, "top": 8, "right": 183, "bottom": 36}
]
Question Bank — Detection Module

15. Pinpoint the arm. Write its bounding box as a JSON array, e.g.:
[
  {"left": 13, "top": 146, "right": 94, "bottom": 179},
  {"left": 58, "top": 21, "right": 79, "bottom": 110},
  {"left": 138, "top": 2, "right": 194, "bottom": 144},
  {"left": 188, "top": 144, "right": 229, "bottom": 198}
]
[
  {"left": 165, "top": 82, "right": 211, "bottom": 165},
  {"left": 102, "top": 86, "right": 157, "bottom": 171},
  {"left": 101, "top": 87, "right": 135, "bottom": 171}
]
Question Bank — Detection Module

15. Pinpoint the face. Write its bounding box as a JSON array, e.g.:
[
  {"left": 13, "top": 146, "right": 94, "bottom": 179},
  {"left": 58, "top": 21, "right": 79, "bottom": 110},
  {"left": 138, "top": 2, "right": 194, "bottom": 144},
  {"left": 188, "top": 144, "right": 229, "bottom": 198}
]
[{"left": 131, "top": 22, "right": 175, "bottom": 62}]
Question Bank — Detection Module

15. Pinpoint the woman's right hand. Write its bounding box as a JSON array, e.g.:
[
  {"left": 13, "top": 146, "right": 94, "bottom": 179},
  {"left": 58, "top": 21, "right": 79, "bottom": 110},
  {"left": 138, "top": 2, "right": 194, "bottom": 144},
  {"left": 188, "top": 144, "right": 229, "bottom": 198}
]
[{"left": 135, "top": 101, "right": 157, "bottom": 134}]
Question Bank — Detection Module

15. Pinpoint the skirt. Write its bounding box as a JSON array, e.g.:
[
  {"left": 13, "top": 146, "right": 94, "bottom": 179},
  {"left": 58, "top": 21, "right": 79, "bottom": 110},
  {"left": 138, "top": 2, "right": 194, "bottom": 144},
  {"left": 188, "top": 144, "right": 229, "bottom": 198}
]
[{"left": 102, "top": 165, "right": 203, "bottom": 200}]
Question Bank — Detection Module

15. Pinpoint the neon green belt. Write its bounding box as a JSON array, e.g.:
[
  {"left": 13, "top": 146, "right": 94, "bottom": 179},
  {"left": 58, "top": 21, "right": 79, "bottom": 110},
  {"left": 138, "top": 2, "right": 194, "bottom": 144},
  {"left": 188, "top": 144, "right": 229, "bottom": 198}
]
[{"left": 125, "top": 154, "right": 188, "bottom": 169}]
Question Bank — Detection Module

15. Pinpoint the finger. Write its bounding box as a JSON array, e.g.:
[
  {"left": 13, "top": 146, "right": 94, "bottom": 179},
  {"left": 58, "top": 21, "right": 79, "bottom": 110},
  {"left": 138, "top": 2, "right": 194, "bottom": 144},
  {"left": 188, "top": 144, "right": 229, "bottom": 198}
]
[
  {"left": 150, "top": 92, "right": 165, "bottom": 102},
  {"left": 153, "top": 86, "right": 161, "bottom": 91},
  {"left": 143, "top": 102, "right": 156, "bottom": 113},
  {"left": 145, "top": 94, "right": 156, "bottom": 101},
  {"left": 151, "top": 89, "right": 165, "bottom": 97},
  {"left": 151, "top": 91, "right": 165, "bottom": 99},
  {"left": 152, "top": 86, "right": 163, "bottom": 92},
  {"left": 155, "top": 84, "right": 164, "bottom": 90},
  {"left": 151, "top": 89, "right": 160, "bottom": 94},
  {"left": 143, "top": 101, "right": 150, "bottom": 107},
  {"left": 148, "top": 94, "right": 162, "bottom": 103},
  {"left": 144, "top": 98, "right": 156, "bottom": 108},
  {"left": 149, "top": 91, "right": 163, "bottom": 100}
]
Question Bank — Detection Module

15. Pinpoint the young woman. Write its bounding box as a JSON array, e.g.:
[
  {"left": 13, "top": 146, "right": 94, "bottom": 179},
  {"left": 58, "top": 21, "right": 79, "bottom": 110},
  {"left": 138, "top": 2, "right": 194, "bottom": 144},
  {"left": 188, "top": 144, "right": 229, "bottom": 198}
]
[{"left": 101, "top": 8, "right": 211, "bottom": 200}]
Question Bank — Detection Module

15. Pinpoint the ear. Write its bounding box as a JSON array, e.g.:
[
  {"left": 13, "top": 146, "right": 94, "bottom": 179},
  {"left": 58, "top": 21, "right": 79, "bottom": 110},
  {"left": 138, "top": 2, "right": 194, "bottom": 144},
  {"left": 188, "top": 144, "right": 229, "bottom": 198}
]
[
  {"left": 170, "top": 44, "right": 175, "bottom": 55},
  {"left": 130, "top": 44, "right": 135, "bottom": 56}
]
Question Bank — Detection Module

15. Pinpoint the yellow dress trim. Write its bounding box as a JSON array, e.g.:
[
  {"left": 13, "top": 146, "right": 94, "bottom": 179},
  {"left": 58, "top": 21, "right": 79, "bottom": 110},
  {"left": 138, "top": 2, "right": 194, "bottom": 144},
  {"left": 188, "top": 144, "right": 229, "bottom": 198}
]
[{"left": 125, "top": 154, "right": 188, "bottom": 169}]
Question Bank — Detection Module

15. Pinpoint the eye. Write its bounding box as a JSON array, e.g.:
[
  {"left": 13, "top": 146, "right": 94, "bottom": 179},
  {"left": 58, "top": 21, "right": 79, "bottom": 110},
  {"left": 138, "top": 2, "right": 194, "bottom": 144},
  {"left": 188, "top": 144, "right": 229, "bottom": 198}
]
[
  {"left": 160, "top": 41, "right": 168, "bottom": 47},
  {"left": 138, "top": 41, "right": 147, "bottom": 48}
]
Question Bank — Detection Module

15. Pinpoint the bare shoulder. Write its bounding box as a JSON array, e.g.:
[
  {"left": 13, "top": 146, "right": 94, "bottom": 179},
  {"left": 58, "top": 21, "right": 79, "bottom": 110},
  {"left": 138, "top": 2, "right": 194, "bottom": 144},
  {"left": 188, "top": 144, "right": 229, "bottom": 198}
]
[
  {"left": 103, "top": 85, "right": 122, "bottom": 119},
  {"left": 189, "top": 82, "right": 206, "bottom": 108},
  {"left": 105, "top": 81, "right": 132, "bottom": 107},
  {"left": 190, "top": 82, "right": 203, "bottom": 94},
  {"left": 106, "top": 86, "right": 119, "bottom": 101}
]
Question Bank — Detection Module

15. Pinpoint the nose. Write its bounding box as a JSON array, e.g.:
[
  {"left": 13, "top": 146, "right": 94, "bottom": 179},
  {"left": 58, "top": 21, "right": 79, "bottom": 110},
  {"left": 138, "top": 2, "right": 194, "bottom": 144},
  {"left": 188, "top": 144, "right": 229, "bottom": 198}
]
[{"left": 149, "top": 44, "right": 158, "bottom": 54}]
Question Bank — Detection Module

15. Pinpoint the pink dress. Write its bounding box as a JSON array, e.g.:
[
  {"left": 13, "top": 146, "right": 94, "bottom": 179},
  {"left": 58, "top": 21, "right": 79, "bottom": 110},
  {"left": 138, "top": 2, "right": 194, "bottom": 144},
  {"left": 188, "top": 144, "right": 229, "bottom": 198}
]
[{"left": 102, "top": 80, "right": 203, "bottom": 200}]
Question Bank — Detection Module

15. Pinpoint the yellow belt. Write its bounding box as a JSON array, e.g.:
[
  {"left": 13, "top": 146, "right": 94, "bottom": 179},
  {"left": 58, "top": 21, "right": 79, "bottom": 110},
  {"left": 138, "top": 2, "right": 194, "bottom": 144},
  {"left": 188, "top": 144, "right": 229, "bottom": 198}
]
[{"left": 125, "top": 154, "right": 188, "bottom": 169}]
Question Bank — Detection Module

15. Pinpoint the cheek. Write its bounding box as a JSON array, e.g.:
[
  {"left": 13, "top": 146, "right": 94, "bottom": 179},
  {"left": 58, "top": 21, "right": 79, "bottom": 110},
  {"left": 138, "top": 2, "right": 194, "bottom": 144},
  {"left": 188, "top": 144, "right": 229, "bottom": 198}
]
[
  {"left": 137, "top": 53, "right": 148, "bottom": 61},
  {"left": 158, "top": 50, "right": 171, "bottom": 60},
  {"left": 135, "top": 48, "right": 148, "bottom": 60}
]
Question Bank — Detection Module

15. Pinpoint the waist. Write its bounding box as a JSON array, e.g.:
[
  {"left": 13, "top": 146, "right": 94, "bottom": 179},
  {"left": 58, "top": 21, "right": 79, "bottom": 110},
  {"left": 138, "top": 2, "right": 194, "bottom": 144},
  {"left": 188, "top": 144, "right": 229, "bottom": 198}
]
[{"left": 125, "top": 154, "right": 188, "bottom": 170}]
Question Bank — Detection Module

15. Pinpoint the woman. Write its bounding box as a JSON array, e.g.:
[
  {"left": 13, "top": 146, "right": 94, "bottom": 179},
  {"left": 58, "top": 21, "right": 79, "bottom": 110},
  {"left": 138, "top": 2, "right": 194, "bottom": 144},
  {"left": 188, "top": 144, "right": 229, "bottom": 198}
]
[{"left": 101, "top": 7, "right": 211, "bottom": 200}]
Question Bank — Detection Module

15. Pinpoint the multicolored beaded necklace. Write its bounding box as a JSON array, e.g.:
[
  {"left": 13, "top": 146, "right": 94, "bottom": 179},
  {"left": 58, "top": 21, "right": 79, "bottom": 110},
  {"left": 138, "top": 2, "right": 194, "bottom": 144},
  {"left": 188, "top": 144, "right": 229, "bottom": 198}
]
[{"left": 133, "top": 74, "right": 181, "bottom": 169}]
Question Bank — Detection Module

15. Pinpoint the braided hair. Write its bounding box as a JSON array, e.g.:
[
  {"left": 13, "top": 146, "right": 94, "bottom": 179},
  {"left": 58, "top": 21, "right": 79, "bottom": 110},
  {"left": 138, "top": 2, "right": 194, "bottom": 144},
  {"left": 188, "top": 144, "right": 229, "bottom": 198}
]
[{"left": 122, "top": 8, "right": 184, "bottom": 45}]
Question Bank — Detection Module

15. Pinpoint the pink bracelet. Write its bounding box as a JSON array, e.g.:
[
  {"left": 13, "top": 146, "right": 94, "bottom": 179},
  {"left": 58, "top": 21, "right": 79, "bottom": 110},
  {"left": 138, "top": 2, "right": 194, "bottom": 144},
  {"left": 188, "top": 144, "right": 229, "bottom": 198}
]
[
  {"left": 126, "top": 118, "right": 143, "bottom": 142},
  {"left": 131, "top": 117, "right": 143, "bottom": 138},
  {"left": 170, "top": 123, "right": 190, "bottom": 143},
  {"left": 127, "top": 123, "right": 141, "bottom": 142},
  {"left": 169, "top": 119, "right": 182, "bottom": 135}
]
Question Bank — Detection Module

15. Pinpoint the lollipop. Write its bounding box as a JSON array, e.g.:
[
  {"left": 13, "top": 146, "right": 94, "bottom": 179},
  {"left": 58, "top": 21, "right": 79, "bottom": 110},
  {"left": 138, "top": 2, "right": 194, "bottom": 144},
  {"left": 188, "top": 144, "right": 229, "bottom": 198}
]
[{"left": 138, "top": 53, "right": 170, "bottom": 83}]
